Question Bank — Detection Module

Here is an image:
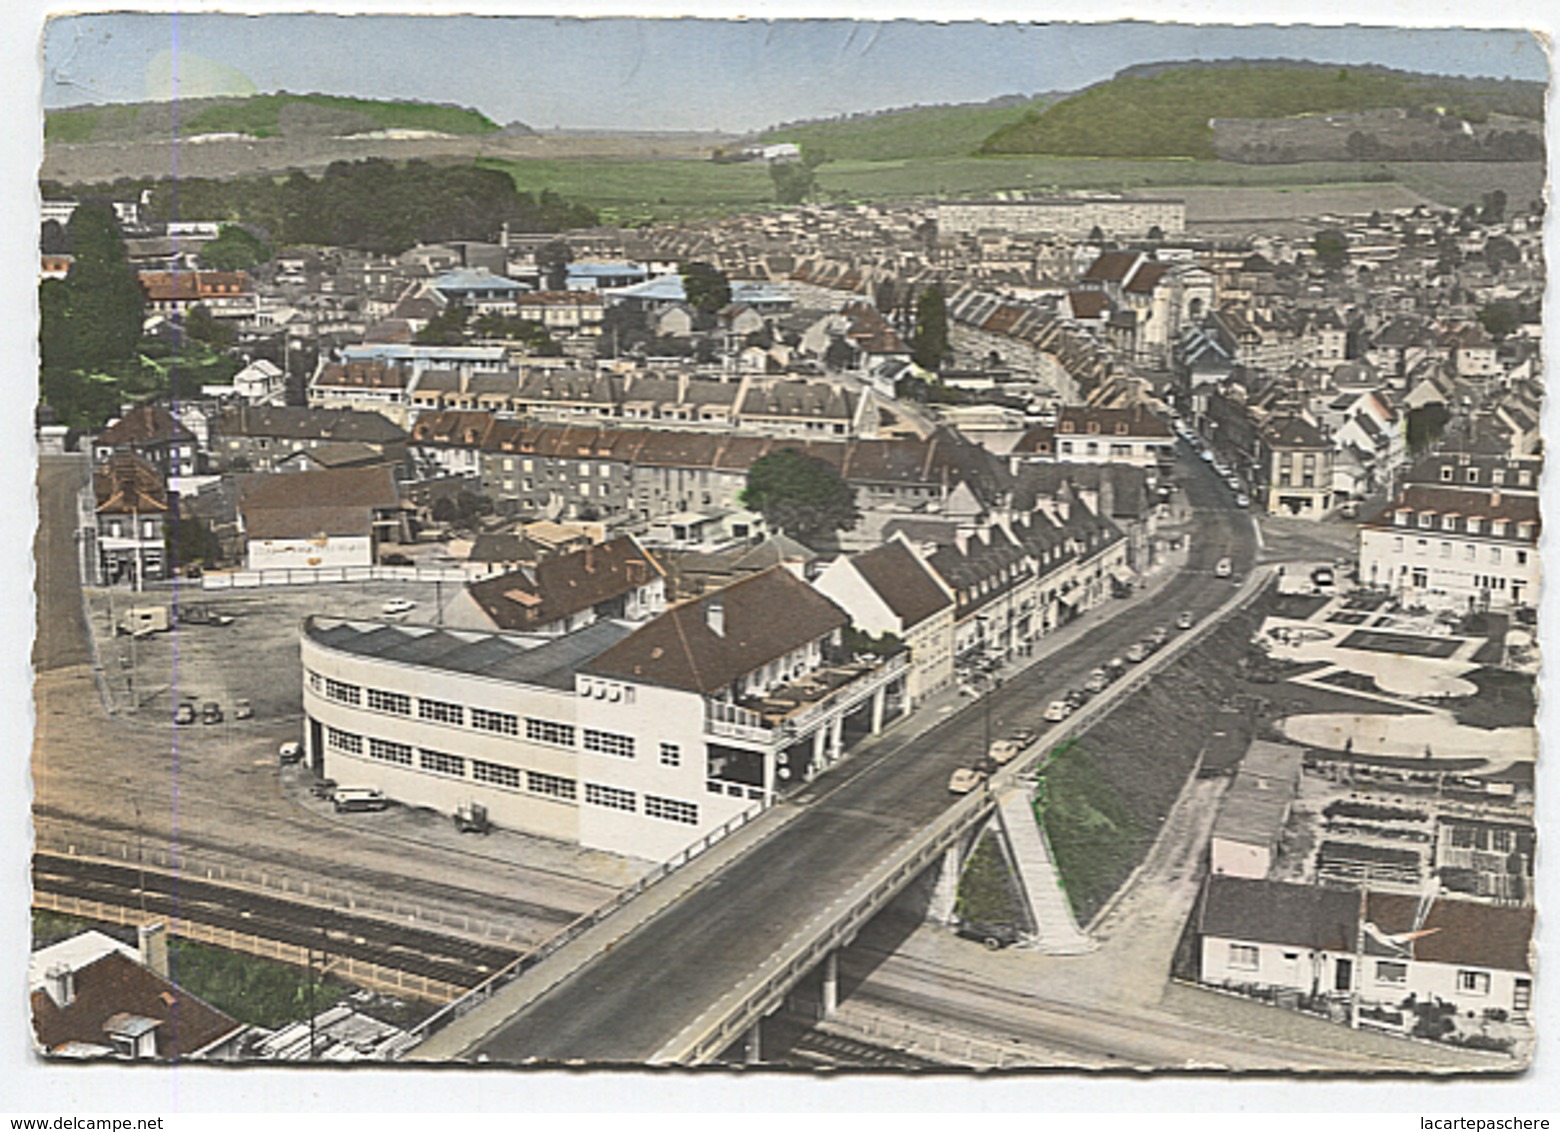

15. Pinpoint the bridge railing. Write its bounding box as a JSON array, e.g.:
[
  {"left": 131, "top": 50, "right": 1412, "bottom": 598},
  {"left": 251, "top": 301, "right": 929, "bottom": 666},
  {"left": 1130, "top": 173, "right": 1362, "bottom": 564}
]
[{"left": 401, "top": 795, "right": 770, "bottom": 1051}]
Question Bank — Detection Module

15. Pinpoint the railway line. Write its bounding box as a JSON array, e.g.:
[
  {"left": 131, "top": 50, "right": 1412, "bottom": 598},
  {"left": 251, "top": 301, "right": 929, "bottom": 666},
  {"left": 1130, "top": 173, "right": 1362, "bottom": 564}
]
[{"left": 32, "top": 852, "right": 523, "bottom": 994}]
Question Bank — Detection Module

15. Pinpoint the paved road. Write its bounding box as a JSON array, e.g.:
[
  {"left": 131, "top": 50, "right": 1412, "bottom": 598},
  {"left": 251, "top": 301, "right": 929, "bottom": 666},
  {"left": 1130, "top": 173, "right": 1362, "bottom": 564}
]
[
  {"left": 32, "top": 456, "right": 622, "bottom": 951},
  {"left": 468, "top": 455, "right": 1258, "bottom": 1063}
]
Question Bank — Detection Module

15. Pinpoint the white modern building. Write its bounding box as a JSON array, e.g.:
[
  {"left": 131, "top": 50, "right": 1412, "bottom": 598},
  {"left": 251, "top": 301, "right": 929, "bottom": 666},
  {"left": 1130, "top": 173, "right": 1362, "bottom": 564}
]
[{"left": 300, "top": 566, "right": 907, "bottom": 861}]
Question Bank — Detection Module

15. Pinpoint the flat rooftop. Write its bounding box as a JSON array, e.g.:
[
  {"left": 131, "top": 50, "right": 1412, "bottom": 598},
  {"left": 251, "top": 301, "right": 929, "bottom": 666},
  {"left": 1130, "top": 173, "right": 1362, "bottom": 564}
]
[{"left": 304, "top": 616, "right": 635, "bottom": 691}]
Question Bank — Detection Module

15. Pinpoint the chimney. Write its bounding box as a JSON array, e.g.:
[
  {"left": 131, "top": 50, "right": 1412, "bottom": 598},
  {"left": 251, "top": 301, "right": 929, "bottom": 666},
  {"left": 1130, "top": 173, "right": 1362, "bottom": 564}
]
[
  {"left": 1491, "top": 490, "right": 1502, "bottom": 510},
  {"left": 706, "top": 597, "right": 725, "bottom": 637},
  {"left": 44, "top": 964, "right": 75, "bottom": 1008},
  {"left": 138, "top": 921, "right": 169, "bottom": 979}
]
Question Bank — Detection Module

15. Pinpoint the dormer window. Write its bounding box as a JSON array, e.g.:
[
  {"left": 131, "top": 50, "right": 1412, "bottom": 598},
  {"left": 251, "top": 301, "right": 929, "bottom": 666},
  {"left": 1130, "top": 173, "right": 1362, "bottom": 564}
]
[
  {"left": 1115, "top": 422, "right": 1128, "bottom": 435},
  {"left": 1492, "top": 469, "right": 1506, "bottom": 486},
  {"left": 1441, "top": 514, "right": 1456, "bottom": 531},
  {"left": 1466, "top": 518, "right": 1481, "bottom": 535},
  {"left": 1393, "top": 511, "right": 1409, "bottom": 527},
  {"left": 1440, "top": 466, "right": 1453, "bottom": 482},
  {"left": 1466, "top": 468, "right": 1479, "bottom": 483},
  {"left": 1417, "top": 512, "right": 1433, "bottom": 529},
  {"left": 1492, "top": 520, "right": 1508, "bottom": 537}
]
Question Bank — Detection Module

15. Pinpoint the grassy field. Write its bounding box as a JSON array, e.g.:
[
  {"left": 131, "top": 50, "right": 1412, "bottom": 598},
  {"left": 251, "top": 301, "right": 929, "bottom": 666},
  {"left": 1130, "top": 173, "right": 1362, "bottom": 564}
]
[
  {"left": 479, "top": 151, "right": 1527, "bottom": 223},
  {"left": 761, "top": 99, "right": 1055, "bottom": 162}
]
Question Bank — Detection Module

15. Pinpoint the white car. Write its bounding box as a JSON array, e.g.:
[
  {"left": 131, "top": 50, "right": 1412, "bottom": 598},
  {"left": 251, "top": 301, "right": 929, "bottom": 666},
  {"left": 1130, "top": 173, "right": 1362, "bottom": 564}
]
[
  {"left": 1043, "top": 700, "right": 1072, "bottom": 722},
  {"left": 948, "top": 767, "right": 989, "bottom": 795},
  {"left": 382, "top": 598, "right": 417, "bottom": 615},
  {"left": 1235, "top": 492, "right": 1250, "bottom": 508},
  {"left": 1199, "top": 448, "right": 1215, "bottom": 462},
  {"left": 278, "top": 741, "right": 303, "bottom": 765}
]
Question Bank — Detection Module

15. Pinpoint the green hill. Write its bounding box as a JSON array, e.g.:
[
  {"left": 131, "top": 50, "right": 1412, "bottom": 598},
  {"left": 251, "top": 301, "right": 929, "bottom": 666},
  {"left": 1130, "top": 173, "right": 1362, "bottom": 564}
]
[
  {"left": 980, "top": 64, "right": 1546, "bottom": 159},
  {"left": 759, "top": 96, "right": 1057, "bottom": 162},
  {"left": 46, "top": 93, "right": 501, "bottom": 144}
]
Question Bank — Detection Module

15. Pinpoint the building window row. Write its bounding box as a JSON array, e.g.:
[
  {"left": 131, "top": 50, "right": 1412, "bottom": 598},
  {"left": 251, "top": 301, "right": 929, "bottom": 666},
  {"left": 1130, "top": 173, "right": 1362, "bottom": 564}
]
[
  {"left": 366, "top": 688, "right": 412, "bottom": 715},
  {"left": 418, "top": 698, "right": 465, "bottom": 726},
  {"left": 325, "top": 678, "right": 362, "bottom": 706},
  {"left": 420, "top": 749, "right": 466, "bottom": 777},
  {"left": 471, "top": 707, "right": 520, "bottom": 736},
  {"left": 644, "top": 795, "right": 698, "bottom": 825},
  {"left": 473, "top": 760, "right": 522, "bottom": 790},
  {"left": 584, "top": 729, "right": 635, "bottom": 759},
  {"left": 326, "top": 726, "right": 362, "bottom": 755},
  {"left": 528, "top": 770, "right": 577, "bottom": 801},
  {"left": 526, "top": 718, "right": 576, "bottom": 747},
  {"left": 368, "top": 737, "right": 413, "bottom": 766},
  {"left": 584, "top": 782, "right": 636, "bottom": 811}
]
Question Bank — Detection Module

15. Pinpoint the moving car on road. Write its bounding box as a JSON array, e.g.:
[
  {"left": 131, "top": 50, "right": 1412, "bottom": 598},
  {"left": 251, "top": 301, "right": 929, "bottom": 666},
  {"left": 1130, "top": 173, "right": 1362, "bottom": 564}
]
[
  {"left": 948, "top": 767, "right": 989, "bottom": 795},
  {"left": 382, "top": 598, "right": 417, "bottom": 615},
  {"left": 1177, "top": 611, "right": 1195, "bottom": 630},
  {"left": 1215, "top": 557, "right": 1233, "bottom": 579}
]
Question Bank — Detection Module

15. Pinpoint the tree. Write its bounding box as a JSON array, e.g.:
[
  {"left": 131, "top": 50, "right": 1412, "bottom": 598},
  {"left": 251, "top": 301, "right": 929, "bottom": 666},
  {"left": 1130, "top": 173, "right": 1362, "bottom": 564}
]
[
  {"left": 200, "top": 224, "right": 272, "bottom": 272},
  {"left": 415, "top": 303, "right": 469, "bottom": 345},
  {"left": 1312, "top": 229, "right": 1349, "bottom": 270},
  {"left": 1406, "top": 403, "right": 1452, "bottom": 455},
  {"left": 739, "top": 448, "right": 860, "bottom": 547},
  {"left": 1478, "top": 301, "right": 1520, "bottom": 340},
  {"left": 769, "top": 161, "right": 816, "bottom": 205},
  {"left": 1480, "top": 189, "right": 1507, "bottom": 225},
  {"left": 911, "top": 286, "right": 950, "bottom": 371},
  {"left": 536, "top": 239, "right": 573, "bottom": 291},
  {"left": 681, "top": 262, "right": 731, "bottom": 315}
]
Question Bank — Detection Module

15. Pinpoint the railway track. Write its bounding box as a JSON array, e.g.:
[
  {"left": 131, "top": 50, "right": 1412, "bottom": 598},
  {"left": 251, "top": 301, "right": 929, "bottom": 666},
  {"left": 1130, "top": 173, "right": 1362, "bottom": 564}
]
[{"left": 32, "top": 853, "right": 522, "bottom": 993}]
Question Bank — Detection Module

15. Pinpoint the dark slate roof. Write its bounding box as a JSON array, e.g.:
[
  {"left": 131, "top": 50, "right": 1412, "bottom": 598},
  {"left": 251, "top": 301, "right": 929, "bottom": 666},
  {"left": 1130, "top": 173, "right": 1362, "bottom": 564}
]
[
  {"left": 96, "top": 404, "right": 192, "bottom": 448},
  {"left": 848, "top": 541, "right": 951, "bottom": 630},
  {"left": 218, "top": 405, "right": 406, "bottom": 444},
  {"left": 305, "top": 616, "right": 636, "bottom": 691},
  {"left": 1197, "top": 876, "right": 1359, "bottom": 953},
  {"left": 31, "top": 951, "right": 239, "bottom": 1060},
  {"left": 583, "top": 566, "right": 849, "bottom": 694}
]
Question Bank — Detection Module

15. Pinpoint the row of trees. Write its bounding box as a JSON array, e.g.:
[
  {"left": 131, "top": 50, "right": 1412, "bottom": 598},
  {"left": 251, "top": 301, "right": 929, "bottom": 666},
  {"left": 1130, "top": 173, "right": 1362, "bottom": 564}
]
[{"left": 46, "top": 159, "right": 598, "bottom": 257}]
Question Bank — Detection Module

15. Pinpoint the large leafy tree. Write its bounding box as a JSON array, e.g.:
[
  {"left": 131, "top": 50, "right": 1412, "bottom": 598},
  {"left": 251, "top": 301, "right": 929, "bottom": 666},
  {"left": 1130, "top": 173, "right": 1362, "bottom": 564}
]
[
  {"left": 681, "top": 261, "right": 731, "bottom": 315},
  {"left": 739, "top": 448, "right": 860, "bottom": 548},
  {"left": 911, "top": 285, "right": 950, "bottom": 371},
  {"left": 199, "top": 224, "right": 272, "bottom": 272}
]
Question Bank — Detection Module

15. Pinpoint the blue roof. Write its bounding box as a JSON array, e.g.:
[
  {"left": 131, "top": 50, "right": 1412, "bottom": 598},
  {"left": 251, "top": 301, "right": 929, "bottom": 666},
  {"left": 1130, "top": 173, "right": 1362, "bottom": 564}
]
[
  {"left": 567, "top": 262, "right": 648, "bottom": 278},
  {"left": 605, "top": 275, "right": 793, "bottom": 307},
  {"left": 432, "top": 268, "right": 526, "bottom": 294}
]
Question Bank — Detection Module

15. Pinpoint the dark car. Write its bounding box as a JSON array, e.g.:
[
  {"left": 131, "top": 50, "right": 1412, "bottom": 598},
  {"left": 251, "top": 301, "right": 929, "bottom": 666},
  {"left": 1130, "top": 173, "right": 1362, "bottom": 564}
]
[
  {"left": 1065, "top": 688, "right": 1088, "bottom": 709},
  {"left": 956, "top": 920, "right": 1022, "bottom": 951}
]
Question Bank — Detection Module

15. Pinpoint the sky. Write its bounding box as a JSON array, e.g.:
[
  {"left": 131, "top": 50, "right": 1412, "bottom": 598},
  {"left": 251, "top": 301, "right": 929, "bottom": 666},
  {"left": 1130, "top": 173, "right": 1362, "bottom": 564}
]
[{"left": 42, "top": 13, "right": 1551, "bottom": 134}]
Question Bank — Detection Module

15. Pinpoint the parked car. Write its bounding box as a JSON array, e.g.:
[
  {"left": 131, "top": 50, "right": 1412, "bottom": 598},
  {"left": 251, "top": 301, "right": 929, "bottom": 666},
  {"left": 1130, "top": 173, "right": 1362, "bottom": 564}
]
[
  {"left": 1043, "top": 700, "right": 1072, "bottom": 722},
  {"left": 380, "top": 553, "right": 414, "bottom": 567},
  {"left": 1176, "top": 611, "right": 1195, "bottom": 630},
  {"left": 956, "top": 920, "right": 1021, "bottom": 951},
  {"left": 453, "top": 802, "right": 491, "bottom": 834},
  {"left": 333, "top": 787, "right": 390, "bottom": 813},
  {"left": 201, "top": 701, "right": 223, "bottom": 725},
  {"left": 234, "top": 698, "right": 253, "bottom": 720},
  {"left": 1106, "top": 657, "right": 1127, "bottom": 678},
  {"left": 1215, "top": 557, "right": 1233, "bottom": 579},
  {"left": 382, "top": 598, "right": 417, "bottom": 615},
  {"left": 208, "top": 612, "right": 235, "bottom": 627},
  {"left": 1085, "top": 668, "right": 1109, "bottom": 693},
  {"left": 1234, "top": 492, "right": 1250, "bottom": 509},
  {"left": 1007, "top": 727, "right": 1039, "bottom": 748},
  {"left": 948, "top": 767, "right": 989, "bottom": 795},
  {"left": 1312, "top": 566, "right": 1337, "bottom": 592},
  {"left": 1150, "top": 627, "right": 1169, "bottom": 648},
  {"left": 278, "top": 741, "right": 304, "bottom": 765},
  {"left": 309, "top": 778, "right": 338, "bottom": 800},
  {"left": 1125, "top": 642, "right": 1150, "bottom": 663},
  {"left": 173, "top": 702, "right": 196, "bottom": 726},
  {"left": 1065, "top": 688, "right": 1089, "bottom": 709}
]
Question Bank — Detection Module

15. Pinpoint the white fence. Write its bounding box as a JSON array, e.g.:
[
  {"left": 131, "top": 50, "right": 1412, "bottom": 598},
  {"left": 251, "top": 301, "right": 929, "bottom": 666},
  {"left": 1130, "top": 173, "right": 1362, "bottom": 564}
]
[{"left": 201, "top": 564, "right": 493, "bottom": 590}]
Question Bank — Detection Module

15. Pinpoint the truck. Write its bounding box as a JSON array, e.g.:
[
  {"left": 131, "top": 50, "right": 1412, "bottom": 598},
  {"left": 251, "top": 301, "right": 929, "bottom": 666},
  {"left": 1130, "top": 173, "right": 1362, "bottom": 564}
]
[{"left": 116, "top": 606, "right": 170, "bottom": 638}]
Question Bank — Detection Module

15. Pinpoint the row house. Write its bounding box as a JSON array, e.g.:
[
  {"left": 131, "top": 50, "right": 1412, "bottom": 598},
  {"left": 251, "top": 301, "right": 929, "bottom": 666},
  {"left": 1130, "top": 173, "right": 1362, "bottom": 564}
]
[
  {"left": 1260, "top": 414, "right": 1335, "bottom": 520},
  {"left": 88, "top": 453, "right": 169, "bottom": 587},
  {"left": 1014, "top": 405, "right": 1176, "bottom": 469},
  {"left": 1195, "top": 876, "right": 1533, "bottom": 1025},
  {"left": 136, "top": 270, "right": 257, "bottom": 319},
  {"left": 1359, "top": 479, "right": 1539, "bottom": 611},
  {"left": 301, "top": 566, "right": 907, "bottom": 861},
  {"left": 212, "top": 405, "right": 407, "bottom": 474},
  {"left": 811, "top": 536, "right": 957, "bottom": 708},
  {"left": 512, "top": 291, "right": 606, "bottom": 336},
  {"left": 92, "top": 404, "right": 199, "bottom": 480}
]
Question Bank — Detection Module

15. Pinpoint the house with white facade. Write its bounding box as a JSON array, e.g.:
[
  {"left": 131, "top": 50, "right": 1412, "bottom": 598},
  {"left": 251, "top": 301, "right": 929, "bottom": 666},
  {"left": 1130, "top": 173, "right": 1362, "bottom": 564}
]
[
  {"left": 812, "top": 536, "right": 955, "bottom": 707},
  {"left": 1195, "top": 876, "right": 1534, "bottom": 1024}
]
